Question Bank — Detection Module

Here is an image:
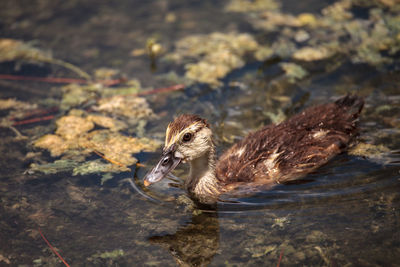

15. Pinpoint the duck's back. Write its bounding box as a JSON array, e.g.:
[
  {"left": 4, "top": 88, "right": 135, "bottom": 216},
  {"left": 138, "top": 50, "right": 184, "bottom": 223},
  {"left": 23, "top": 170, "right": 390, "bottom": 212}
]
[{"left": 216, "top": 95, "right": 364, "bottom": 186}]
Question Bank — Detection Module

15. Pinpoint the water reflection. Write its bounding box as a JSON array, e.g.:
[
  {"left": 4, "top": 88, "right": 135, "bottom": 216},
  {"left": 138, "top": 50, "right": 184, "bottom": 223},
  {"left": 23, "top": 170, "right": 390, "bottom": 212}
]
[{"left": 149, "top": 212, "right": 219, "bottom": 267}]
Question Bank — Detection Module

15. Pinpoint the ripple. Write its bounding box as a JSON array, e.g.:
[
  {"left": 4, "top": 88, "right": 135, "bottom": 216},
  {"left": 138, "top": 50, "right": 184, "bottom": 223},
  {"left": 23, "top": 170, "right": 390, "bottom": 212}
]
[{"left": 214, "top": 156, "right": 400, "bottom": 213}]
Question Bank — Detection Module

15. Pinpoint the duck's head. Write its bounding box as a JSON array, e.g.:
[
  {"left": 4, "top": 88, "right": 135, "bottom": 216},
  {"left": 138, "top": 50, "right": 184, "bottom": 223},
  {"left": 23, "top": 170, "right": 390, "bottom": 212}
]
[{"left": 143, "top": 114, "right": 212, "bottom": 186}]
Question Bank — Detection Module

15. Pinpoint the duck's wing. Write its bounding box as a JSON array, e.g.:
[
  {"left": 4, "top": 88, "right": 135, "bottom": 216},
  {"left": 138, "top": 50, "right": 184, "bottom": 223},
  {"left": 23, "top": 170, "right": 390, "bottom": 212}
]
[{"left": 216, "top": 95, "right": 364, "bottom": 185}]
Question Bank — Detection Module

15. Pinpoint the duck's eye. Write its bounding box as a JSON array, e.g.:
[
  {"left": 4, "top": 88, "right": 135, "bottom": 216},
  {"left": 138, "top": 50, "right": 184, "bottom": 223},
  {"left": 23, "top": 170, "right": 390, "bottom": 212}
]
[{"left": 182, "top": 132, "right": 192, "bottom": 142}]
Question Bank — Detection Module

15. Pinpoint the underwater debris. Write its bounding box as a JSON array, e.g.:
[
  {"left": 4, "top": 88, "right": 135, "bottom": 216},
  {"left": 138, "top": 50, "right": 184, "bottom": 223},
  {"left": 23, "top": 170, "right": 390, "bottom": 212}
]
[
  {"left": 94, "top": 68, "right": 120, "bottom": 81},
  {"left": 245, "top": 244, "right": 277, "bottom": 258},
  {"left": 34, "top": 134, "right": 76, "bottom": 157},
  {"left": 56, "top": 115, "right": 94, "bottom": 140},
  {"left": 58, "top": 81, "right": 156, "bottom": 134},
  {"left": 0, "top": 38, "right": 53, "bottom": 63},
  {"left": 146, "top": 38, "right": 164, "bottom": 58},
  {"left": 0, "top": 98, "right": 37, "bottom": 111},
  {"left": 166, "top": 32, "right": 259, "bottom": 87},
  {"left": 32, "top": 114, "right": 160, "bottom": 176},
  {"left": 349, "top": 143, "right": 390, "bottom": 158},
  {"left": 83, "top": 129, "right": 159, "bottom": 167},
  {"left": 86, "top": 114, "right": 127, "bottom": 132},
  {"left": 279, "top": 63, "right": 309, "bottom": 83},
  {"left": 89, "top": 249, "right": 125, "bottom": 260},
  {"left": 72, "top": 159, "right": 118, "bottom": 176},
  {"left": 28, "top": 160, "right": 79, "bottom": 175},
  {"left": 224, "top": 0, "right": 400, "bottom": 67},
  {"left": 292, "top": 46, "right": 334, "bottom": 61},
  {"left": 93, "top": 95, "right": 154, "bottom": 119},
  {"left": 0, "top": 98, "right": 40, "bottom": 139},
  {"left": 225, "top": 0, "right": 280, "bottom": 13}
]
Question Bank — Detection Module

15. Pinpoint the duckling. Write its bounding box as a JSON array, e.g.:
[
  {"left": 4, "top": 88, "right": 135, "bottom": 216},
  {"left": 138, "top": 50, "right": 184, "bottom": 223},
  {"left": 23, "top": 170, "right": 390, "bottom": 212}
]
[{"left": 144, "top": 95, "right": 364, "bottom": 203}]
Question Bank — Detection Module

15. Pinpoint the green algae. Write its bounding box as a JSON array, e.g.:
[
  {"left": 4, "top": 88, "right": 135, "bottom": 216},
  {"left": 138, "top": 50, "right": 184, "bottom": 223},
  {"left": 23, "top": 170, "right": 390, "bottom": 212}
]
[
  {"left": 160, "top": 0, "right": 400, "bottom": 88},
  {"left": 225, "top": 0, "right": 280, "bottom": 13},
  {"left": 91, "top": 249, "right": 125, "bottom": 259},
  {"left": 279, "top": 63, "right": 309, "bottom": 83},
  {"left": 165, "top": 32, "right": 260, "bottom": 87},
  {"left": 32, "top": 113, "right": 160, "bottom": 176},
  {"left": 28, "top": 159, "right": 79, "bottom": 175},
  {"left": 239, "top": 0, "right": 400, "bottom": 67}
]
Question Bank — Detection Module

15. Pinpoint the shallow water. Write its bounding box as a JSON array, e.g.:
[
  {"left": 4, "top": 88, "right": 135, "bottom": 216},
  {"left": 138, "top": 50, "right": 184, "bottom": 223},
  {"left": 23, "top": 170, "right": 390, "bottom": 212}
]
[{"left": 0, "top": 0, "right": 400, "bottom": 266}]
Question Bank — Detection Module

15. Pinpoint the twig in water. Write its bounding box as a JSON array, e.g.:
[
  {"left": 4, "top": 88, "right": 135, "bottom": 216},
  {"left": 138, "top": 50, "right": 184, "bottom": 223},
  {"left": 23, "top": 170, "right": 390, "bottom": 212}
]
[
  {"left": 277, "top": 247, "right": 285, "bottom": 267},
  {"left": 136, "top": 84, "right": 185, "bottom": 96},
  {"left": 10, "top": 106, "right": 59, "bottom": 121},
  {"left": 12, "top": 115, "right": 55, "bottom": 126},
  {"left": 38, "top": 227, "right": 71, "bottom": 267},
  {"left": 92, "top": 150, "right": 128, "bottom": 169}
]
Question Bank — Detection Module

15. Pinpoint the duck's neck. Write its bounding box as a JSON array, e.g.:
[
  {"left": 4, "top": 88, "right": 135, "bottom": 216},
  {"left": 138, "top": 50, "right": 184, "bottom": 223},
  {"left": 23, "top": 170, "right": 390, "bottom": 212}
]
[{"left": 185, "top": 145, "right": 220, "bottom": 200}]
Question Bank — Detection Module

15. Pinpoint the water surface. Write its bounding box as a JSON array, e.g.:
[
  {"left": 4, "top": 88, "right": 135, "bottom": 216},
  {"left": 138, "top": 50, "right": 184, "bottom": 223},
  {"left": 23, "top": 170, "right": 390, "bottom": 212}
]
[{"left": 0, "top": 0, "right": 399, "bottom": 266}]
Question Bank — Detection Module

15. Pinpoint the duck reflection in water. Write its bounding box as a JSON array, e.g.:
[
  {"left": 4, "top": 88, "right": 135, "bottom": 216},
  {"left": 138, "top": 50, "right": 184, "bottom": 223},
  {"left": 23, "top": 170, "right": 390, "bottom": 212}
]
[{"left": 149, "top": 212, "right": 219, "bottom": 267}]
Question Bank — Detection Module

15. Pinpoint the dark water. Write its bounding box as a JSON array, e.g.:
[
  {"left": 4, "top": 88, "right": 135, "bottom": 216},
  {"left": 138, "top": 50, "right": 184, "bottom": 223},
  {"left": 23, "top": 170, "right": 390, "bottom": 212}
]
[{"left": 0, "top": 0, "right": 399, "bottom": 266}]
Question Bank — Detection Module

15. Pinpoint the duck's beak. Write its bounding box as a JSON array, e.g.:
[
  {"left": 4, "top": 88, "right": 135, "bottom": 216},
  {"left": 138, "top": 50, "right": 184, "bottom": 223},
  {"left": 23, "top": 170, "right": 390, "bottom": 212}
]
[{"left": 143, "top": 147, "right": 182, "bottom": 187}]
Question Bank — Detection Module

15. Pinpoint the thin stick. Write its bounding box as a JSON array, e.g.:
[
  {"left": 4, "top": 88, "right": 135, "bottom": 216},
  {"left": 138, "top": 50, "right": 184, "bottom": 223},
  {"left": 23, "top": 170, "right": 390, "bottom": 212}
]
[
  {"left": 277, "top": 247, "right": 284, "bottom": 267},
  {"left": 136, "top": 84, "right": 185, "bottom": 96},
  {"left": 8, "top": 125, "right": 26, "bottom": 138},
  {"left": 38, "top": 228, "right": 71, "bottom": 267},
  {"left": 10, "top": 107, "right": 59, "bottom": 121},
  {"left": 92, "top": 150, "right": 127, "bottom": 168},
  {"left": 12, "top": 115, "right": 55, "bottom": 126}
]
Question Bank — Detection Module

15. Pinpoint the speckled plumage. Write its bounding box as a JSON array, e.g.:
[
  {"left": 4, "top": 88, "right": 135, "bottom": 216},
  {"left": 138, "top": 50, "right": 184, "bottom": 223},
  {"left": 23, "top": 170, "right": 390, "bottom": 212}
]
[{"left": 216, "top": 95, "right": 364, "bottom": 186}]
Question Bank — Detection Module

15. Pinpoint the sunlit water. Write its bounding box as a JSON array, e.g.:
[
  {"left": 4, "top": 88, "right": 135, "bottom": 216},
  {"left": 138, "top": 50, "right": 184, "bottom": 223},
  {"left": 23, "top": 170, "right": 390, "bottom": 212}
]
[{"left": 0, "top": 0, "right": 399, "bottom": 266}]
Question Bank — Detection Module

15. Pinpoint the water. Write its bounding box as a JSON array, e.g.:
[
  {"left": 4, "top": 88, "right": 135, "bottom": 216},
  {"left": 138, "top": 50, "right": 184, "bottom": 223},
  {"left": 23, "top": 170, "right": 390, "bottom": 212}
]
[{"left": 0, "top": 0, "right": 399, "bottom": 266}]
